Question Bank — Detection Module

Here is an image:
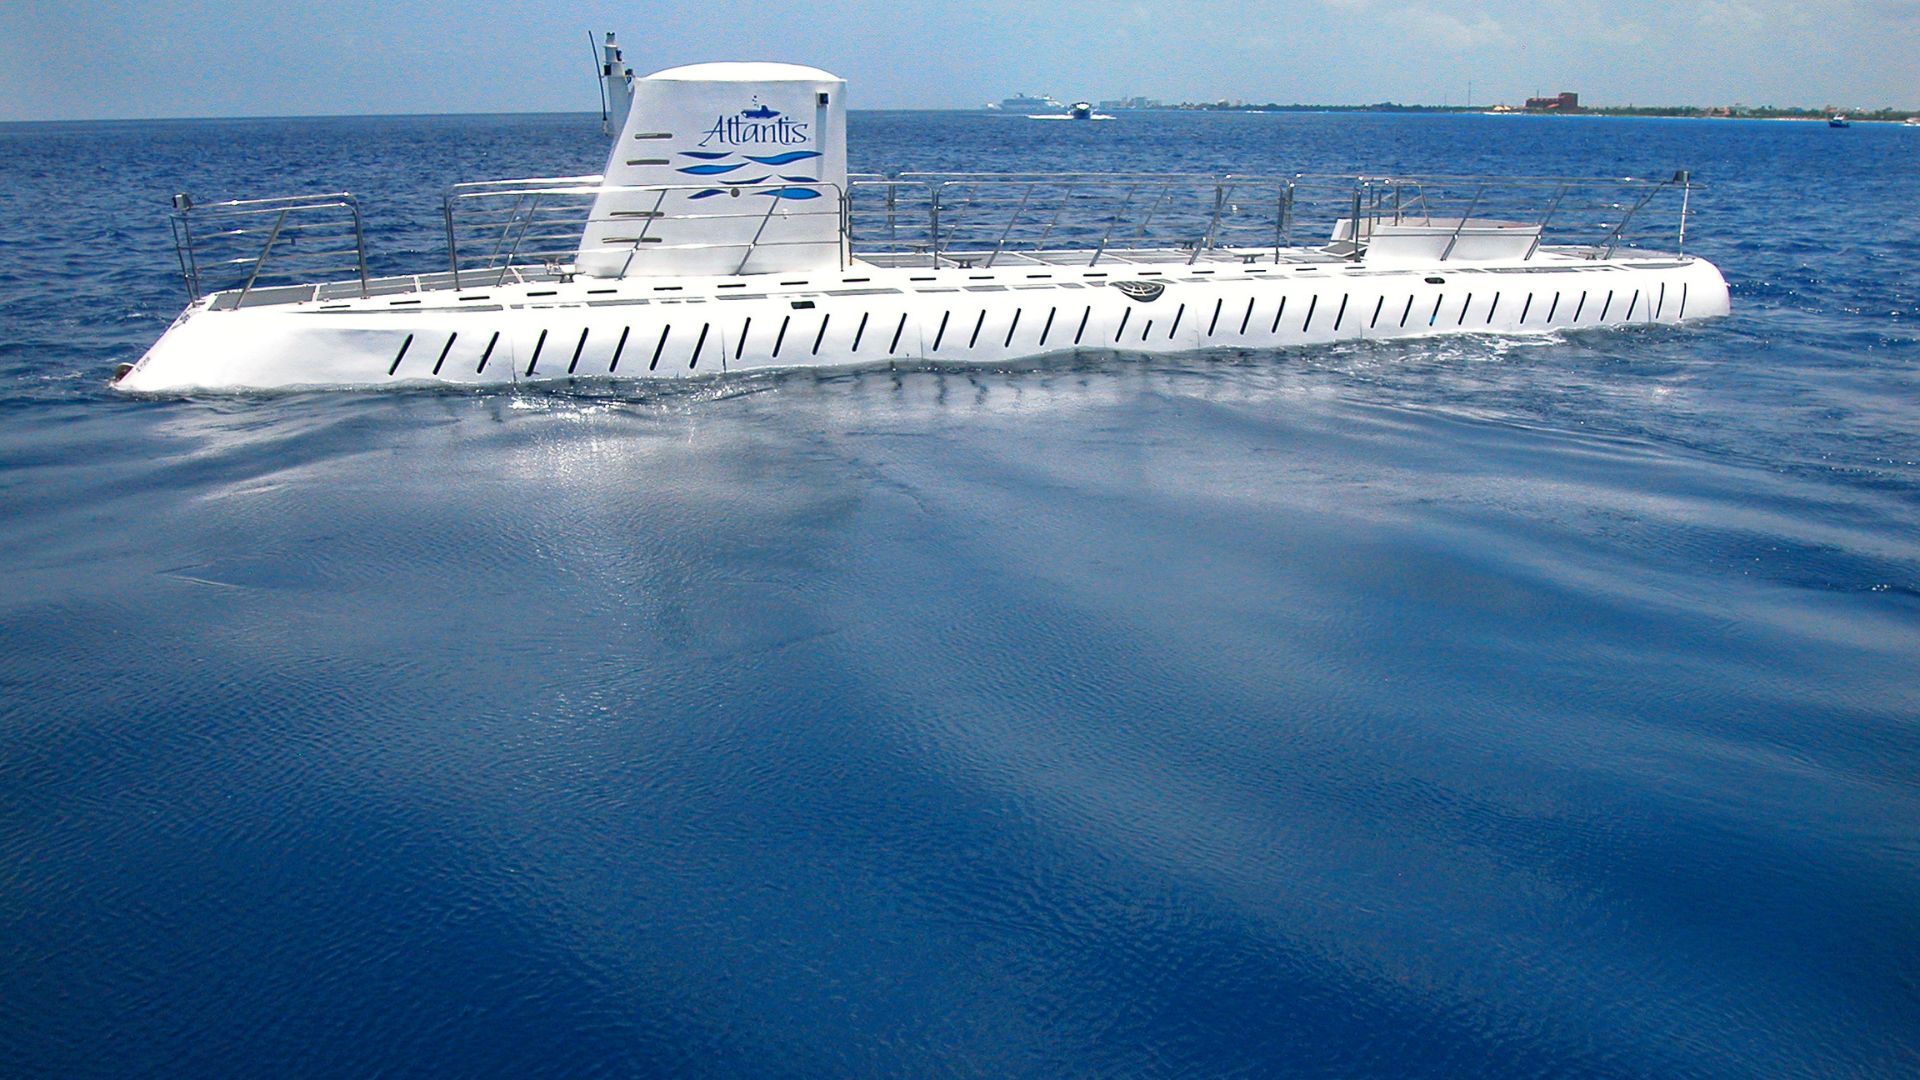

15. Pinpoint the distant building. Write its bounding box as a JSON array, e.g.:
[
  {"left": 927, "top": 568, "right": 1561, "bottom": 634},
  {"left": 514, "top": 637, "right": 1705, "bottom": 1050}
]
[{"left": 1525, "top": 91, "right": 1581, "bottom": 113}]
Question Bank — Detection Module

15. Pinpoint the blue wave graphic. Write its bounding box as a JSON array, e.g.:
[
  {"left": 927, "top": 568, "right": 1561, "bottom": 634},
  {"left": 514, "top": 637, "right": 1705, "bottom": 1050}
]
[
  {"left": 720, "top": 175, "right": 773, "bottom": 185},
  {"left": 744, "top": 151, "right": 822, "bottom": 166},
  {"left": 677, "top": 161, "right": 750, "bottom": 176},
  {"left": 678, "top": 151, "right": 733, "bottom": 160},
  {"left": 778, "top": 174, "right": 820, "bottom": 183},
  {"left": 688, "top": 189, "right": 726, "bottom": 199},
  {"left": 759, "top": 187, "right": 823, "bottom": 200}
]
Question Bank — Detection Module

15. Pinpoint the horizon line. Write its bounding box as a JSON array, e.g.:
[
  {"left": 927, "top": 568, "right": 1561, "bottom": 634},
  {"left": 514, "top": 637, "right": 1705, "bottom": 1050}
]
[{"left": 4, "top": 102, "right": 1913, "bottom": 125}]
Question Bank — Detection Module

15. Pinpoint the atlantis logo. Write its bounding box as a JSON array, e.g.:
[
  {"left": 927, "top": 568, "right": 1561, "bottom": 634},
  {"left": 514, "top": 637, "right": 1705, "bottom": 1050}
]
[{"left": 699, "top": 101, "right": 810, "bottom": 147}]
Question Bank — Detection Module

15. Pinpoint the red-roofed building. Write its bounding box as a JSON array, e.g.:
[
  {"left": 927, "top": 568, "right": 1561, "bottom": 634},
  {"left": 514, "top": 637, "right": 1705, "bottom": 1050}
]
[{"left": 1525, "top": 92, "right": 1581, "bottom": 113}]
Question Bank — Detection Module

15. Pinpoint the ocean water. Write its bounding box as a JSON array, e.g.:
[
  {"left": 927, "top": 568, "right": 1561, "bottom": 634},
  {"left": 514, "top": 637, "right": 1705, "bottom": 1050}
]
[{"left": 1, "top": 110, "right": 1917, "bottom": 1078}]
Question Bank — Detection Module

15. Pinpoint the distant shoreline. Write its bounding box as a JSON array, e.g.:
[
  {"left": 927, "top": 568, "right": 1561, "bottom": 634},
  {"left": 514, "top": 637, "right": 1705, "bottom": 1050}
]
[{"left": 1099, "top": 103, "right": 1919, "bottom": 123}]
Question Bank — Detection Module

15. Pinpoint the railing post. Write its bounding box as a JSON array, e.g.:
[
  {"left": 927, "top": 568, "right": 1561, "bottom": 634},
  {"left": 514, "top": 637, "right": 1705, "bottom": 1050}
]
[
  {"left": 1192, "top": 179, "right": 1228, "bottom": 265},
  {"left": 350, "top": 201, "right": 370, "bottom": 298},
  {"left": 987, "top": 180, "right": 1038, "bottom": 268},
  {"left": 1349, "top": 185, "right": 1363, "bottom": 261},
  {"left": 1439, "top": 183, "right": 1484, "bottom": 262},
  {"left": 841, "top": 185, "right": 853, "bottom": 269},
  {"left": 445, "top": 193, "right": 462, "bottom": 290},
  {"left": 1129, "top": 181, "right": 1174, "bottom": 251},
  {"left": 884, "top": 172, "right": 898, "bottom": 243},
  {"left": 1524, "top": 183, "right": 1567, "bottom": 261},
  {"left": 617, "top": 187, "right": 671, "bottom": 278},
  {"left": 928, "top": 182, "right": 942, "bottom": 268},
  {"left": 735, "top": 186, "right": 784, "bottom": 275},
  {"left": 477, "top": 192, "right": 527, "bottom": 276},
  {"left": 169, "top": 202, "right": 200, "bottom": 302},
  {"left": 1277, "top": 180, "right": 1294, "bottom": 260},
  {"left": 1676, "top": 170, "right": 1690, "bottom": 253},
  {"left": 497, "top": 193, "right": 543, "bottom": 286},
  {"left": 1601, "top": 178, "right": 1668, "bottom": 259},
  {"left": 1031, "top": 180, "right": 1073, "bottom": 254},
  {"left": 236, "top": 207, "right": 291, "bottom": 307},
  {"left": 1089, "top": 182, "right": 1140, "bottom": 267}
]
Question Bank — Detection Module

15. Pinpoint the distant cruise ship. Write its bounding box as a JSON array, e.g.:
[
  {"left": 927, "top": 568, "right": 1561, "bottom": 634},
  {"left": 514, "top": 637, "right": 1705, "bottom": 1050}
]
[{"left": 990, "top": 93, "right": 1060, "bottom": 111}]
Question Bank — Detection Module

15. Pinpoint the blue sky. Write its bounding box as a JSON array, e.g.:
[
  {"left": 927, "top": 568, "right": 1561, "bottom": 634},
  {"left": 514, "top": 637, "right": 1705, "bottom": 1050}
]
[{"left": 3, "top": 0, "right": 1914, "bottom": 120}]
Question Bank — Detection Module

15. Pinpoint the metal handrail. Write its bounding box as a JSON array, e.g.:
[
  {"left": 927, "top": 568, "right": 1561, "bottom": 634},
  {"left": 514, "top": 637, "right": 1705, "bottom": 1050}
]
[
  {"left": 846, "top": 171, "right": 1695, "bottom": 269},
  {"left": 444, "top": 177, "right": 848, "bottom": 287},
  {"left": 1599, "top": 174, "right": 1683, "bottom": 258},
  {"left": 1277, "top": 172, "right": 1697, "bottom": 258},
  {"left": 168, "top": 191, "right": 368, "bottom": 302},
  {"left": 166, "top": 170, "right": 1700, "bottom": 306},
  {"left": 849, "top": 173, "right": 1307, "bottom": 268}
]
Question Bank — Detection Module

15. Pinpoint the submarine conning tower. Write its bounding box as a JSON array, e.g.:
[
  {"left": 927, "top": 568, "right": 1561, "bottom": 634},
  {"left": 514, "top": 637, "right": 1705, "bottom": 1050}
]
[{"left": 577, "top": 62, "right": 848, "bottom": 278}]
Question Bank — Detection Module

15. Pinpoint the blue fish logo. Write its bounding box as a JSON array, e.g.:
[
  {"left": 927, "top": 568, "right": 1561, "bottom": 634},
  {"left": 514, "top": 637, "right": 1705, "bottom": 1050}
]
[
  {"left": 676, "top": 161, "right": 750, "bottom": 176},
  {"left": 744, "top": 150, "right": 821, "bottom": 167}
]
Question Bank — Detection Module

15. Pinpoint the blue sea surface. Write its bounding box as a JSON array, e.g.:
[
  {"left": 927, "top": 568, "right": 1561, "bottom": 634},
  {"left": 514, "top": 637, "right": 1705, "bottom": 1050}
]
[{"left": 2, "top": 110, "right": 1917, "bottom": 1077}]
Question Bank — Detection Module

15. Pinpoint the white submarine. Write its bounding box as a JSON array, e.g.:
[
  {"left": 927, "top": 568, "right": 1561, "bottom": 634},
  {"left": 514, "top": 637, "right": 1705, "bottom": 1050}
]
[{"left": 116, "top": 34, "right": 1727, "bottom": 392}]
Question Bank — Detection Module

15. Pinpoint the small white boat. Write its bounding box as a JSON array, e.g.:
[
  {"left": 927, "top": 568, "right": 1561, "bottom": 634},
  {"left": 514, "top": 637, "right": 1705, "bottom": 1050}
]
[
  {"left": 115, "top": 33, "right": 1728, "bottom": 393},
  {"left": 1830, "top": 114, "right": 1851, "bottom": 128},
  {"left": 1030, "top": 101, "right": 1115, "bottom": 121}
]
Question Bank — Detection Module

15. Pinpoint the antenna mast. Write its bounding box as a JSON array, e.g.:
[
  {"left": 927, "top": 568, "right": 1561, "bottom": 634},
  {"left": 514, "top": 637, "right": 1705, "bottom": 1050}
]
[
  {"left": 593, "top": 32, "right": 636, "bottom": 139},
  {"left": 590, "top": 31, "right": 610, "bottom": 135}
]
